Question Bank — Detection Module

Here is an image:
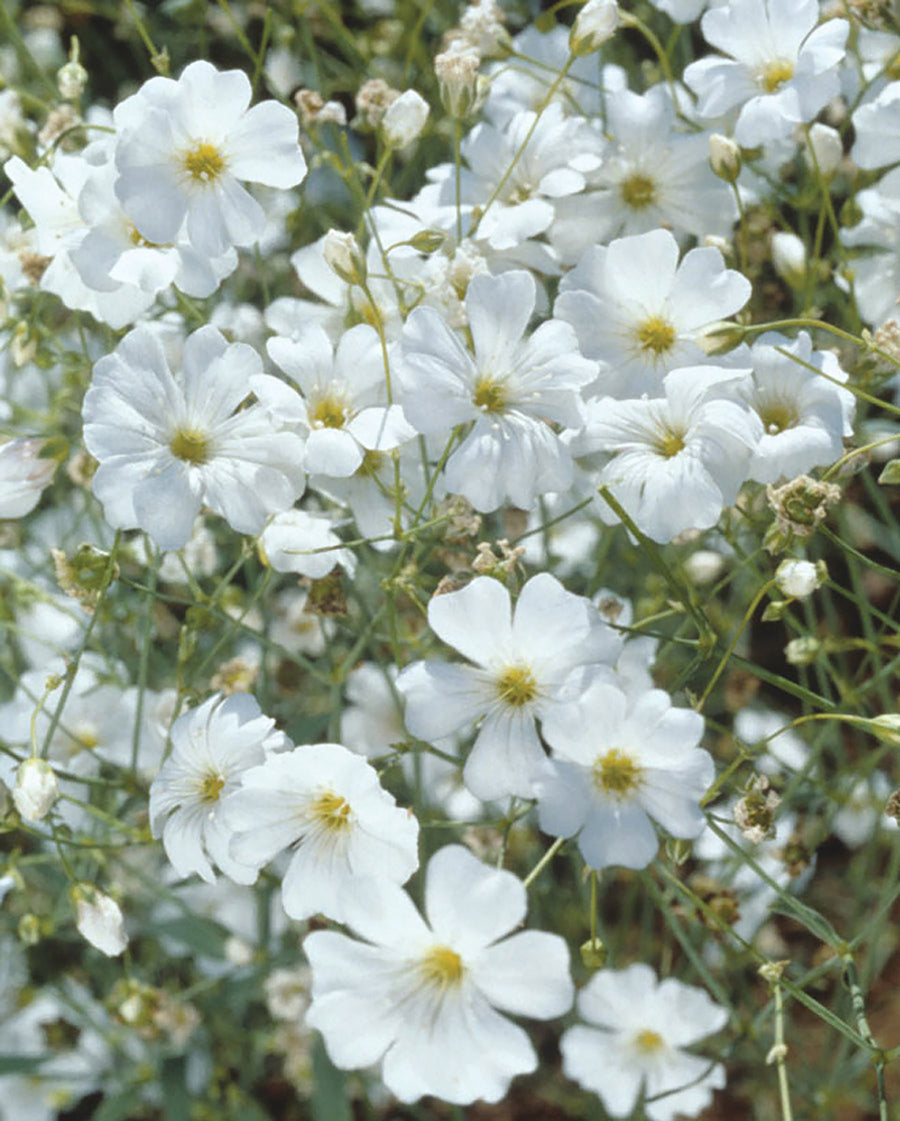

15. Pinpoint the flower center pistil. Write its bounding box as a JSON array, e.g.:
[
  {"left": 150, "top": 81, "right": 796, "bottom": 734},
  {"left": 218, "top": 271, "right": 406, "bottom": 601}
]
[
  {"left": 635, "top": 316, "right": 677, "bottom": 357},
  {"left": 592, "top": 748, "right": 643, "bottom": 798},
  {"left": 420, "top": 944, "right": 465, "bottom": 989},
  {"left": 170, "top": 427, "right": 211, "bottom": 465},
  {"left": 199, "top": 771, "right": 225, "bottom": 803},
  {"left": 495, "top": 664, "right": 538, "bottom": 707},
  {"left": 652, "top": 425, "right": 686, "bottom": 458},
  {"left": 182, "top": 141, "right": 226, "bottom": 183},
  {"left": 310, "top": 395, "right": 348, "bottom": 429},
  {"left": 634, "top": 1028, "right": 665, "bottom": 1054},
  {"left": 759, "top": 401, "right": 799, "bottom": 435},
  {"left": 310, "top": 791, "right": 353, "bottom": 832},
  {"left": 473, "top": 376, "right": 509, "bottom": 413},
  {"left": 759, "top": 58, "right": 794, "bottom": 93},
  {"left": 620, "top": 174, "right": 656, "bottom": 210}
]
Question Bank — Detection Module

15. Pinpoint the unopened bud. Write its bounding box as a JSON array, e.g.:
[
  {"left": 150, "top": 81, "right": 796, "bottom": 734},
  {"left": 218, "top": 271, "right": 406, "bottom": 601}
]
[
  {"left": 71, "top": 884, "right": 128, "bottom": 957},
  {"left": 322, "top": 229, "right": 367, "bottom": 286},
  {"left": 775, "top": 558, "right": 826, "bottom": 599},
  {"left": 804, "top": 123, "right": 842, "bottom": 177},
  {"left": 580, "top": 936, "right": 608, "bottom": 970},
  {"left": 57, "top": 37, "right": 88, "bottom": 101},
  {"left": 435, "top": 44, "right": 481, "bottom": 118},
  {"left": 771, "top": 231, "right": 807, "bottom": 289},
  {"left": 382, "top": 89, "right": 429, "bottom": 148},
  {"left": 569, "top": 0, "right": 618, "bottom": 56},
  {"left": 13, "top": 757, "right": 58, "bottom": 822},
  {"left": 784, "top": 636, "right": 820, "bottom": 666},
  {"left": 709, "top": 134, "right": 741, "bottom": 183}
]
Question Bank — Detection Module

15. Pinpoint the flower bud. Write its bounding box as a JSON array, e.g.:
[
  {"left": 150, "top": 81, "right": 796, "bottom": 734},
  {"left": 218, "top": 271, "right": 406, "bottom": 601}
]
[
  {"left": 771, "top": 231, "right": 807, "bottom": 289},
  {"left": 785, "top": 636, "right": 820, "bottom": 666},
  {"left": 435, "top": 44, "right": 481, "bottom": 118},
  {"left": 775, "top": 558, "right": 826, "bottom": 599},
  {"left": 569, "top": 0, "right": 618, "bottom": 56},
  {"left": 0, "top": 437, "right": 59, "bottom": 519},
  {"left": 579, "top": 936, "right": 608, "bottom": 970},
  {"left": 57, "top": 37, "right": 88, "bottom": 101},
  {"left": 709, "top": 134, "right": 741, "bottom": 183},
  {"left": 804, "top": 123, "right": 842, "bottom": 177},
  {"left": 382, "top": 89, "right": 429, "bottom": 148},
  {"left": 322, "top": 229, "right": 367, "bottom": 286},
  {"left": 13, "top": 757, "right": 58, "bottom": 822},
  {"left": 71, "top": 884, "right": 128, "bottom": 957}
]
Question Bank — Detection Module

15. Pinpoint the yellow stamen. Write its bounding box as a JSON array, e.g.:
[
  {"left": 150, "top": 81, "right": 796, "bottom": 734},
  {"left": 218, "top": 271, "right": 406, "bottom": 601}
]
[
  {"left": 634, "top": 1028, "right": 665, "bottom": 1053},
  {"left": 182, "top": 142, "right": 225, "bottom": 183},
  {"left": 170, "top": 428, "right": 211, "bottom": 465},
  {"left": 759, "top": 59, "right": 794, "bottom": 93},
  {"left": 310, "top": 791, "right": 352, "bottom": 832},
  {"left": 592, "top": 748, "right": 642, "bottom": 798},
  {"left": 496, "top": 665, "right": 538, "bottom": 707},
  {"left": 420, "top": 945, "right": 464, "bottom": 988},
  {"left": 635, "top": 316, "right": 676, "bottom": 357},
  {"left": 473, "top": 377, "right": 508, "bottom": 413},
  {"left": 310, "top": 396, "right": 348, "bottom": 429},
  {"left": 759, "top": 401, "right": 798, "bottom": 435},
  {"left": 620, "top": 174, "right": 656, "bottom": 210},
  {"left": 199, "top": 772, "right": 225, "bottom": 803}
]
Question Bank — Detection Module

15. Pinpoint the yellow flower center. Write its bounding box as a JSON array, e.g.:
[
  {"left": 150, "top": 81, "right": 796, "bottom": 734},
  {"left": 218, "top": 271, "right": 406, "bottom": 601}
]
[
  {"left": 170, "top": 428, "right": 211, "bottom": 465},
  {"left": 634, "top": 1028, "right": 665, "bottom": 1053},
  {"left": 420, "top": 945, "right": 464, "bottom": 988},
  {"left": 653, "top": 426, "right": 686, "bottom": 458},
  {"left": 635, "top": 316, "right": 677, "bottom": 357},
  {"left": 199, "top": 772, "right": 225, "bottom": 803},
  {"left": 592, "top": 748, "right": 643, "bottom": 798},
  {"left": 496, "top": 665, "right": 538, "bottom": 707},
  {"left": 620, "top": 174, "right": 656, "bottom": 210},
  {"left": 759, "top": 401, "right": 798, "bottom": 435},
  {"left": 759, "top": 58, "right": 794, "bottom": 93},
  {"left": 473, "top": 377, "right": 508, "bottom": 413},
  {"left": 310, "top": 395, "right": 348, "bottom": 429},
  {"left": 127, "top": 224, "right": 168, "bottom": 249},
  {"left": 310, "top": 791, "right": 353, "bottom": 832},
  {"left": 182, "top": 141, "right": 226, "bottom": 183}
]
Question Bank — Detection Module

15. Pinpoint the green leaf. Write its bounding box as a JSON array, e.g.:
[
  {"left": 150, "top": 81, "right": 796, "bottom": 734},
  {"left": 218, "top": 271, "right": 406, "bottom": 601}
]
[
  {"left": 878, "top": 459, "right": 900, "bottom": 484},
  {"left": 93, "top": 1087, "right": 146, "bottom": 1121},
  {"left": 147, "top": 917, "right": 228, "bottom": 958},
  {"left": 311, "top": 1036, "right": 351, "bottom": 1121},
  {"left": 0, "top": 1054, "right": 48, "bottom": 1075}
]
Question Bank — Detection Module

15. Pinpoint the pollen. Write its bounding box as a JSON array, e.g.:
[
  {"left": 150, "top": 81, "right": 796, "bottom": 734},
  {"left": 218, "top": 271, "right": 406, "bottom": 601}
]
[
  {"left": 420, "top": 944, "right": 464, "bottom": 989},
  {"left": 473, "top": 377, "right": 508, "bottom": 413},
  {"left": 199, "top": 771, "right": 225, "bottom": 803},
  {"left": 592, "top": 748, "right": 643, "bottom": 798},
  {"left": 496, "top": 664, "right": 538, "bottom": 707},
  {"left": 759, "top": 58, "right": 794, "bottom": 93},
  {"left": 170, "top": 428, "right": 211, "bottom": 465},
  {"left": 759, "top": 401, "right": 799, "bottom": 435},
  {"left": 635, "top": 316, "right": 677, "bottom": 357},
  {"left": 634, "top": 1028, "right": 665, "bottom": 1054},
  {"left": 182, "top": 141, "right": 226, "bottom": 182},
  {"left": 620, "top": 174, "right": 656, "bottom": 210},
  {"left": 310, "top": 791, "right": 353, "bottom": 832},
  {"left": 310, "top": 395, "right": 348, "bottom": 429},
  {"left": 653, "top": 427, "right": 686, "bottom": 458}
]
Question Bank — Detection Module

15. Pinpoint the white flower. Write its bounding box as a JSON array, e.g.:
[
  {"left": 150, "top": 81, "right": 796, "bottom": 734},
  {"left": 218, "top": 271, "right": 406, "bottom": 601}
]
[
  {"left": 82, "top": 325, "right": 306, "bottom": 551},
  {"left": 575, "top": 366, "right": 761, "bottom": 543},
  {"left": 263, "top": 324, "right": 414, "bottom": 479},
  {"left": 304, "top": 844, "right": 573, "bottom": 1104},
  {"left": 260, "top": 509, "right": 357, "bottom": 578},
  {"left": 400, "top": 270, "right": 595, "bottom": 512},
  {"left": 72, "top": 885, "right": 128, "bottom": 957},
  {"left": 684, "top": 0, "right": 849, "bottom": 150},
  {"left": 321, "top": 228, "right": 367, "bottom": 285},
  {"left": 841, "top": 178, "right": 900, "bottom": 328},
  {"left": 561, "top": 963, "right": 727, "bottom": 1120},
  {"left": 549, "top": 87, "right": 736, "bottom": 262},
  {"left": 382, "top": 89, "right": 430, "bottom": 147},
  {"left": 148, "top": 693, "right": 289, "bottom": 884},
  {"left": 223, "top": 743, "right": 419, "bottom": 922},
  {"left": 775, "top": 558, "right": 822, "bottom": 599},
  {"left": 537, "top": 677, "right": 713, "bottom": 869},
  {"left": 0, "top": 438, "right": 57, "bottom": 518},
  {"left": 833, "top": 772, "right": 898, "bottom": 848},
  {"left": 805, "top": 122, "right": 843, "bottom": 176},
  {"left": 397, "top": 573, "right": 621, "bottom": 800},
  {"left": 733, "top": 706, "right": 808, "bottom": 774},
  {"left": 708, "top": 132, "right": 741, "bottom": 182},
  {"left": 555, "top": 227, "right": 751, "bottom": 397},
  {"left": 736, "top": 331, "right": 853, "bottom": 483},
  {"left": 852, "top": 81, "right": 900, "bottom": 171},
  {"left": 13, "top": 757, "right": 58, "bottom": 822},
  {"left": 114, "top": 60, "right": 307, "bottom": 257}
]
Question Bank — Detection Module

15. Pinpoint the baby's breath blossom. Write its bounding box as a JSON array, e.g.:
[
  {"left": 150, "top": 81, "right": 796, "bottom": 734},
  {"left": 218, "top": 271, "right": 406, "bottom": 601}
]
[
  {"left": 536, "top": 676, "right": 713, "bottom": 869},
  {"left": 382, "top": 89, "right": 430, "bottom": 148},
  {"left": 71, "top": 885, "right": 128, "bottom": 957},
  {"left": 223, "top": 743, "right": 419, "bottom": 922},
  {"left": 561, "top": 963, "right": 727, "bottom": 1120},
  {"left": 114, "top": 60, "right": 307, "bottom": 257},
  {"left": 13, "top": 758, "right": 58, "bottom": 822},
  {"left": 148, "top": 693, "right": 290, "bottom": 884},
  {"left": 398, "top": 573, "right": 621, "bottom": 799},
  {"left": 0, "top": 438, "right": 57, "bottom": 518},
  {"left": 304, "top": 845, "right": 573, "bottom": 1104},
  {"left": 82, "top": 325, "right": 306, "bottom": 551}
]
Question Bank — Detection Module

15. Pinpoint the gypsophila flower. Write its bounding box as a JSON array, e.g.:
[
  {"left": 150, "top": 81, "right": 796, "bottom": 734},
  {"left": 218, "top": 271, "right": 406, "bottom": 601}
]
[
  {"left": 71, "top": 885, "right": 128, "bottom": 957},
  {"left": 0, "top": 438, "right": 57, "bottom": 518},
  {"left": 304, "top": 845, "right": 573, "bottom": 1104}
]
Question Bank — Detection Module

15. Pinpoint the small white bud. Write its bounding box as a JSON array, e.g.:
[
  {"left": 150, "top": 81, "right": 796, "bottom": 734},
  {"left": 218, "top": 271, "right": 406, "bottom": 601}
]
[
  {"left": 804, "top": 123, "right": 843, "bottom": 178},
  {"left": 322, "top": 229, "right": 367, "bottom": 286},
  {"left": 709, "top": 133, "right": 741, "bottom": 183},
  {"left": 13, "top": 757, "right": 58, "bottom": 822},
  {"left": 71, "top": 884, "right": 128, "bottom": 957},
  {"left": 57, "top": 37, "right": 88, "bottom": 101},
  {"left": 771, "top": 231, "right": 807, "bottom": 289},
  {"left": 224, "top": 935, "right": 254, "bottom": 966},
  {"left": 382, "top": 89, "right": 429, "bottom": 148},
  {"left": 785, "top": 636, "right": 820, "bottom": 665},
  {"left": 775, "top": 558, "right": 824, "bottom": 599},
  {"left": 569, "top": 0, "right": 618, "bottom": 56},
  {"left": 435, "top": 43, "right": 481, "bottom": 118},
  {"left": 684, "top": 549, "right": 726, "bottom": 586}
]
